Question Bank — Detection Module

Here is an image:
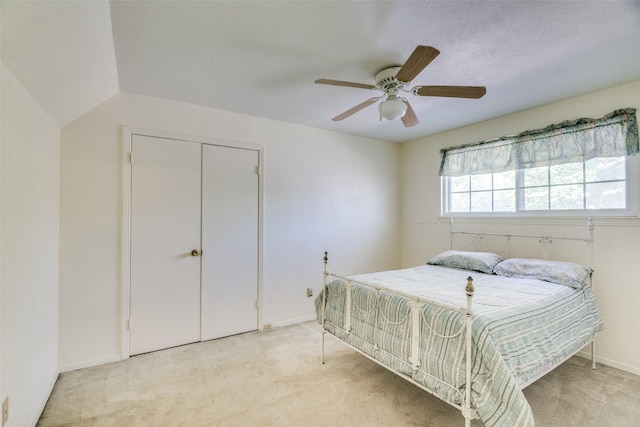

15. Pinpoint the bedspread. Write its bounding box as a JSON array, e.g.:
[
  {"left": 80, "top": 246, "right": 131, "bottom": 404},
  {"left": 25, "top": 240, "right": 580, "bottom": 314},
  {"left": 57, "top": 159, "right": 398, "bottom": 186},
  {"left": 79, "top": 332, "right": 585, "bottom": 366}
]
[{"left": 316, "top": 264, "right": 604, "bottom": 427}]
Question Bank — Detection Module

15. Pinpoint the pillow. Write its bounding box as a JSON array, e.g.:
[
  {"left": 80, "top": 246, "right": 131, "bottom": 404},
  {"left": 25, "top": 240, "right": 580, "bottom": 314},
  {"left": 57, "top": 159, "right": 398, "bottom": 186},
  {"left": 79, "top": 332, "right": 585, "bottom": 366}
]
[
  {"left": 427, "top": 250, "right": 503, "bottom": 274},
  {"left": 493, "top": 258, "right": 592, "bottom": 289}
]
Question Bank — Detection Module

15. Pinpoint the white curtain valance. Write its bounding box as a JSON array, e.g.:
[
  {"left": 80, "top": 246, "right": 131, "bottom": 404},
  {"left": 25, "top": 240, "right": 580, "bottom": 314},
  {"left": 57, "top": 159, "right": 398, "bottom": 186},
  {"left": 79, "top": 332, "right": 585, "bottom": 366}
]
[{"left": 439, "top": 108, "right": 639, "bottom": 177}]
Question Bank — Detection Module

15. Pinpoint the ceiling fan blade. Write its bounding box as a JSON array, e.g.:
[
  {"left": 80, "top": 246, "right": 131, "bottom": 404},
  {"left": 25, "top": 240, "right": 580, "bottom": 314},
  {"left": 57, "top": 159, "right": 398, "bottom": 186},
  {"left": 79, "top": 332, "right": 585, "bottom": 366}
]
[
  {"left": 315, "top": 79, "right": 376, "bottom": 90},
  {"left": 401, "top": 100, "right": 419, "bottom": 127},
  {"left": 395, "top": 46, "right": 440, "bottom": 83},
  {"left": 332, "top": 98, "right": 380, "bottom": 121},
  {"left": 415, "top": 85, "right": 487, "bottom": 99}
]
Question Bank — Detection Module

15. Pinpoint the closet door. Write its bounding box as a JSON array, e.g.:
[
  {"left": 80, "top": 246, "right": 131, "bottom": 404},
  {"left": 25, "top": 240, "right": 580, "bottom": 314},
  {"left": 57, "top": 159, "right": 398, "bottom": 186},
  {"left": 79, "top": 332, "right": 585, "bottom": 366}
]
[
  {"left": 130, "top": 135, "right": 202, "bottom": 355},
  {"left": 201, "top": 144, "right": 259, "bottom": 340}
]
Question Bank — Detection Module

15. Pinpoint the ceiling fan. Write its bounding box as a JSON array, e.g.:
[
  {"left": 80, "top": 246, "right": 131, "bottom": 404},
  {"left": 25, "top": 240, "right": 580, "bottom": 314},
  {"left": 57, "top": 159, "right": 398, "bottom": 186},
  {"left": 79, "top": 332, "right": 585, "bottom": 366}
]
[{"left": 315, "top": 46, "right": 486, "bottom": 127}]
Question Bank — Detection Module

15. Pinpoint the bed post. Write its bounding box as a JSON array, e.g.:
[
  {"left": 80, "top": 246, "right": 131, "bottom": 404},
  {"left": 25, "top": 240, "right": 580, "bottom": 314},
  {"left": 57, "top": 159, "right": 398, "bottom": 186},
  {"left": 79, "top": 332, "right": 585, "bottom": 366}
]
[
  {"left": 449, "top": 217, "right": 454, "bottom": 249},
  {"left": 464, "top": 276, "right": 474, "bottom": 427},
  {"left": 344, "top": 281, "right": 353, "bottom": 333},
  {"left": 409, "top": 300, "right": 422, "bottom": 370},
  {"left": 587, "top": 217, "right": 594, "bottom": 262},
  {"left": 587, "top": 218, "right": 598, "bottom": 370},
  {"left": 321, "top": 251, "right": 328, "bottom": 364}
]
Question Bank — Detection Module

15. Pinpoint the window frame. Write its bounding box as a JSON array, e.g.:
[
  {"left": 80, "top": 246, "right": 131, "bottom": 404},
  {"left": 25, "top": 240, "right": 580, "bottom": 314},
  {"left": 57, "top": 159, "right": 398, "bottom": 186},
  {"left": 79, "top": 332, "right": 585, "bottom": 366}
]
[{"left": 442, "top": 155, "right": 638, "bottom": 218}]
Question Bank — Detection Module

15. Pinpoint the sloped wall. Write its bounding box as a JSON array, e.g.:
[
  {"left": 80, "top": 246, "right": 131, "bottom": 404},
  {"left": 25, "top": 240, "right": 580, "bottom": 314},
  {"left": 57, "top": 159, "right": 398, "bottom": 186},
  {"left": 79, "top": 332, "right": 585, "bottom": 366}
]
[{"left": 1, "top": 63, "right": 60, "bottom": 427}]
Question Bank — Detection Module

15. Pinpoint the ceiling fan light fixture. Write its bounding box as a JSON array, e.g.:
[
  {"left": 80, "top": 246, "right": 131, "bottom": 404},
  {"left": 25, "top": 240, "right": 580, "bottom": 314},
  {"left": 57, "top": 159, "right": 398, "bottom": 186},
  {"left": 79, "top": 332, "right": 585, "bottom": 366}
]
[
  {"left": 315, "top": 45, "right": 484, "bottom": 127},
  {"left": 379, "top": 96, "right": 407, "bottom": 121}
]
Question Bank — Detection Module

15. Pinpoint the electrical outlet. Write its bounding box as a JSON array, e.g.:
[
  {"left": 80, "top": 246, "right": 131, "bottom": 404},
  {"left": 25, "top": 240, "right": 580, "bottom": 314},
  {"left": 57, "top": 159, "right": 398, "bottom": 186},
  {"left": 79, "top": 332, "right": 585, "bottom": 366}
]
[
  {"left": 2, "top": 396, "right": 8, "bottom": 427},
  {"left": 306, "top": 287, "right": 313, "bottom": 297}
]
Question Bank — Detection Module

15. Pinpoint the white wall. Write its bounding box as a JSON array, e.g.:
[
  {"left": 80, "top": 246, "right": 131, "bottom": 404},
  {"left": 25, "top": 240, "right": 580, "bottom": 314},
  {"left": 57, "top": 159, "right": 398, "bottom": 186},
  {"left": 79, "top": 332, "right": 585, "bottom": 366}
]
[
  {"left": 59, "top": 92, "right": 400, "bottom": 370},
  {"left": 1, "top": 63, "right": 60, "bottom": 427},
  {"left": 401, "top": 80, "right": 640, "bottom": 374}
]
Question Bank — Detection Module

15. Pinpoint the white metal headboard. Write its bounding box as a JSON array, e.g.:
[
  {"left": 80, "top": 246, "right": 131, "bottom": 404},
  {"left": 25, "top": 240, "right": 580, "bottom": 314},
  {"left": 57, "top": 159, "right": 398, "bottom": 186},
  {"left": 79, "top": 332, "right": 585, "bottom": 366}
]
[{"left": 448, "top": 217, "right": 595, "bottom": 268}]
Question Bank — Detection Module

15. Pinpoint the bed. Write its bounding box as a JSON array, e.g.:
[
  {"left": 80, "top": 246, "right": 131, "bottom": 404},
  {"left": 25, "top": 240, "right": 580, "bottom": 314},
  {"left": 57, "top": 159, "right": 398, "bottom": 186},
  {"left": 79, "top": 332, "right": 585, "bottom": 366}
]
[{"left": 315, "top": 221, "right": 604, "bottom": 427}]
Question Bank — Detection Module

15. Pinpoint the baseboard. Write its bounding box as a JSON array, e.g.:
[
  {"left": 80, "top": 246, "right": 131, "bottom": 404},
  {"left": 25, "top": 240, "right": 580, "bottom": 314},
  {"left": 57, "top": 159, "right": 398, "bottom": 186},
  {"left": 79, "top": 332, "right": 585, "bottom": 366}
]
[
  {"left": 28, "top": 370, "right": 58, "bottom": 427},
  {"left": 59, "top": 354, "right": 121, "bottom": 373},
  {"left": 266, "top": 315, "right": 316, "bottom": 330},
  {"left": 576, "top": 350, "right": 640, "bottom": 376}
]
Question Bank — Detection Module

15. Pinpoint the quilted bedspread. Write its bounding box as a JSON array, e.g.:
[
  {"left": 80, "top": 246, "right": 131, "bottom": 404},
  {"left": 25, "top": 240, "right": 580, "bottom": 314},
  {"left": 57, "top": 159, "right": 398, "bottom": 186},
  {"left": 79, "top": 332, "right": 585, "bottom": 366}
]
[{"left": 316, "top": 264, "right": 604, "bottom": 427}]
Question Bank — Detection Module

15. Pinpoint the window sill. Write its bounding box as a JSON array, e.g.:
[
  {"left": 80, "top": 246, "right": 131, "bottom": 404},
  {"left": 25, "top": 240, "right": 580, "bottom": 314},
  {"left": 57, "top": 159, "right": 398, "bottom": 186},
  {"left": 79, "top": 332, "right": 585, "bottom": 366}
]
[{"left": 438, "top": 215, "right": 640, "bottom": 228}]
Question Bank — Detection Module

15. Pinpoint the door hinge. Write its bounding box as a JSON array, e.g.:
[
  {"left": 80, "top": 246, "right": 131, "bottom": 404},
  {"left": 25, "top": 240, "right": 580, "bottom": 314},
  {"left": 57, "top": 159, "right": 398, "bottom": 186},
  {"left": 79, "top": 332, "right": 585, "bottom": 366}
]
[
  {"left": 128, "top": 152, "right": 133, "bottom": 164},
  {"left": 255, "top": 165, "right": 262, "bottom": 176},
  {"left": 126, "top": 318, "right": 131, "bottom": 330},
  {"left": 255, "top": 300, "right": 260, "bottom": 309}
]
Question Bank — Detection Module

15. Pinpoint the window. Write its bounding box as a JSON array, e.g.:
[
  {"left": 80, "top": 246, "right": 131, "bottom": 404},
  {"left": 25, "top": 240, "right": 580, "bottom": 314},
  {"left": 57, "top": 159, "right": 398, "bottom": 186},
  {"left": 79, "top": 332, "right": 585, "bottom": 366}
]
[
  {"left": 440, "top": 108, "right": 639, "bottom": 216},
  {"left": 444, "top": 156, "right": 634, "bottom": 215}
]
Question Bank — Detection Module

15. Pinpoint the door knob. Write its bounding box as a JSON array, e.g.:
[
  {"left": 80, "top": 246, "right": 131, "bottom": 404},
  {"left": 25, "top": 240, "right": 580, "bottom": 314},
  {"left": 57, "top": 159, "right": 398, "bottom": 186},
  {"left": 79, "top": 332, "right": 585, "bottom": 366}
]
[{"left": 191, "top": 249, "right": 200, "bottom": 257}]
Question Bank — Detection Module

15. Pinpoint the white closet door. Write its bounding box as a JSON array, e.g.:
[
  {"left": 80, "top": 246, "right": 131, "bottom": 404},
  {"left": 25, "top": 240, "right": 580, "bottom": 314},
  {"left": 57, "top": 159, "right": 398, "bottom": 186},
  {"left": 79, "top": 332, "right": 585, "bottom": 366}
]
[
  {"left": 130, "top": 135, "right": 202, "bottom": 355},
  {"left": 201, "top": 145, "right": 259, "bottom": 340}
]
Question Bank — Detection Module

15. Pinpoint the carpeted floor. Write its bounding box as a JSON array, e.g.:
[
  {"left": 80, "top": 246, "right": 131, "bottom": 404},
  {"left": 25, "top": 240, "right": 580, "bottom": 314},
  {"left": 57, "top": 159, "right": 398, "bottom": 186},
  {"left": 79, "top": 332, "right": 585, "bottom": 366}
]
[{"left": 38, "top": 322, "right": 640, "bottom": 427}]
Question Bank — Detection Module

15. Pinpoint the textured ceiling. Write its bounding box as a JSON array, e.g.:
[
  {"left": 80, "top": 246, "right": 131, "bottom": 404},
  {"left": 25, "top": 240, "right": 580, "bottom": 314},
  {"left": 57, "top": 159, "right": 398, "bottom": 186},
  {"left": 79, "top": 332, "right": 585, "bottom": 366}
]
[{"left": 3, "top": 1, "right": 640, "bottom": 142}]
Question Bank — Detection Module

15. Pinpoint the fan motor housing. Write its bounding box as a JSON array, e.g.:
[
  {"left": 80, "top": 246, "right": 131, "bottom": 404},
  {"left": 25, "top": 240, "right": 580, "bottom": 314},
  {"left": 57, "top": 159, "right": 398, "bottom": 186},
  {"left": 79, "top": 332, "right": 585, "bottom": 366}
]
[{"left": 375, "top": 66, "right": 404, "bottom": 90}]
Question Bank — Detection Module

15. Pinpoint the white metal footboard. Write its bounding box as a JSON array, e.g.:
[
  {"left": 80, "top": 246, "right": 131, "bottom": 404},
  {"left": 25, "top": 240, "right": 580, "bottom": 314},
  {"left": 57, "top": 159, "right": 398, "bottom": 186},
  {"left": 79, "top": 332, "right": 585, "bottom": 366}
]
[{"left": 320, "top": 251, "right": 479, "bottom": 427}]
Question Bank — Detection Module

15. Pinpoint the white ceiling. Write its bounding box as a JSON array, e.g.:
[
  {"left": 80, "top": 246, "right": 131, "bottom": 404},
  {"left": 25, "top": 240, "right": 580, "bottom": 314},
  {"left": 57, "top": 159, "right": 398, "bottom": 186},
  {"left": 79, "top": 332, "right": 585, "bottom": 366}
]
[{"left": 3, "top": 1, "right": 640, "bottom": 143}]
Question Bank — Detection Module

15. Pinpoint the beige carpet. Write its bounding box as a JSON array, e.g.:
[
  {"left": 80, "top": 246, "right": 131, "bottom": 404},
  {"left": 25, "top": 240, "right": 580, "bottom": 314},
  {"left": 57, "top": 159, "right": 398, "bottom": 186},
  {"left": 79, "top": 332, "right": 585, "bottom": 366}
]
[{"left": 39, "top": 322, "right": 640, "bottom": 427}]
